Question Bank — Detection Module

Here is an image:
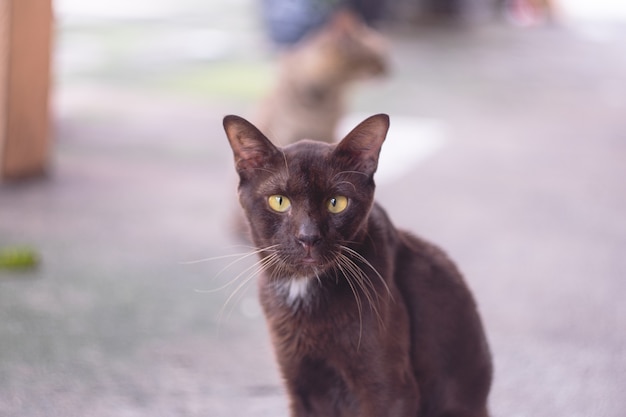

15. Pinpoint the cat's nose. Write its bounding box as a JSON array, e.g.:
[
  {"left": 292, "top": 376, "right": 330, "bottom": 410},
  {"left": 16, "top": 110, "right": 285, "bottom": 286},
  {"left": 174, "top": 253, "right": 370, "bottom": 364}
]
[
  {"left": 297, "top": 223, "right": 321, "bottom": 248},
  {"left": 298, "top": 234, "right": 321, "bottom": 248}
]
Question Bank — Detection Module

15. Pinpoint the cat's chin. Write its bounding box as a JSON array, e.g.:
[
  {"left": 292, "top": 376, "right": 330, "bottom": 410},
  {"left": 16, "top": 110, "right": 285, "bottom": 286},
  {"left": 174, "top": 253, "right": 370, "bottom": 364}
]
[
  {"left": 300, "top": 256, "right": 318, "bottom": 265},
  {"left": 295, "top": 261, "right": 323, "bottom": 275},
  {"left": 283, "top": 256, "right": 330, "bottom": 277}
]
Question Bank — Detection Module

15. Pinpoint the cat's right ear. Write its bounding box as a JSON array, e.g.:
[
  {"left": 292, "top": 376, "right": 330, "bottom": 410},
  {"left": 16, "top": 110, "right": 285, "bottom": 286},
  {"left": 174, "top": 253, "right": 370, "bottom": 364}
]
[
  {"left": 223, "top": 115, "right": 280, "bottom": 175},
  {"left": 334, "top": 113, "right": 390, "bottom": 177}
]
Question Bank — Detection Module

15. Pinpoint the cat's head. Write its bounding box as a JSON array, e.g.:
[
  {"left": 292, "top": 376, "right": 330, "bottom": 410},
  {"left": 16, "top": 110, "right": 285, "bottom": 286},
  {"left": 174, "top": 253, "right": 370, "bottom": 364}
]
[
  {"left": 286, "top": 10, "right": 388, "bottom": 85},
  {"left": 223, "top": 114, "right": 389, "bottom": 279}
]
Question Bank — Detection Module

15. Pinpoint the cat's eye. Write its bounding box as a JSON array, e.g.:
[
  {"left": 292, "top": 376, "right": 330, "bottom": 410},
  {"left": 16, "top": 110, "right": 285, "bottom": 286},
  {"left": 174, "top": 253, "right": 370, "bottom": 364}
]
[
  {"left": 268, "top": 195, "right": 291, "bottom": 213},
  {"left": 327, "top": 196, "right": 348, "bottom": 214}
]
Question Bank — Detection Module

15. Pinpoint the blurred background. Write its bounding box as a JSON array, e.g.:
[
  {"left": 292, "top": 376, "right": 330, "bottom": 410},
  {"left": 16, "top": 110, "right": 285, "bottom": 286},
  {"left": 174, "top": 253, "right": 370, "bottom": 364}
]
[{"left": 1, "top": 0, "right": 625, "bottom": 416}]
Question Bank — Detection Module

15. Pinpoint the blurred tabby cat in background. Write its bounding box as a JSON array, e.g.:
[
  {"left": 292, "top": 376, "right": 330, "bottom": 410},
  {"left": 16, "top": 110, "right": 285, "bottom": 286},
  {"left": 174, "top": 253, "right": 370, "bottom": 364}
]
[{"left": 256, "top": 9, "right": 388, "bottom": 145}]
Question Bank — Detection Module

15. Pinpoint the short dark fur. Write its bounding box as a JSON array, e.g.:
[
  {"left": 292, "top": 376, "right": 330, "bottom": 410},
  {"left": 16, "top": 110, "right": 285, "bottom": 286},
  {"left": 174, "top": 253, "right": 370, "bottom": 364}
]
[{"left": 223, "top": 114, "right": 492, "bottom": 417}]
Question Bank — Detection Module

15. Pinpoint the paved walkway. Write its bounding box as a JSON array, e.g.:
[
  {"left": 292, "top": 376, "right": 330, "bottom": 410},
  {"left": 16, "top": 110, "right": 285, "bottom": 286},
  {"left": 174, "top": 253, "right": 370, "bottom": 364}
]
[{"left": 1, "top": 4, "right": 625, "bottom": 416}]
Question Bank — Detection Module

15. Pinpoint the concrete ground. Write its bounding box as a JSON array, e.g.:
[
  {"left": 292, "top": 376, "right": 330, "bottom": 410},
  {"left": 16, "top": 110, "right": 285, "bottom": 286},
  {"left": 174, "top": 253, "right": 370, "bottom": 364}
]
[{"left": 1, "top": 3, "right": 625, "bottom": 416}]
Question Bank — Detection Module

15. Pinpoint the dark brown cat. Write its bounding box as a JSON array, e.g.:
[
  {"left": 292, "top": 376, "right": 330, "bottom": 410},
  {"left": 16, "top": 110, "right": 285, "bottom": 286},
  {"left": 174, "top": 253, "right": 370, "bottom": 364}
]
[{"left": 223, "top": 114, "right": 492, "bottom": 417}]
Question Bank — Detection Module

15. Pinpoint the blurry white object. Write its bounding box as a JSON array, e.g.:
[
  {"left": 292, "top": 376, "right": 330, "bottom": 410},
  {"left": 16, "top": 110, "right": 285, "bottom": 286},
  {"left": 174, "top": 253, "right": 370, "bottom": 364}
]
[
  {"left": 338, "top": 114, "right": 446, "bottom": 185},
  {"left": 55, "top": 0, "right": 178, "bottom": 20},
  {"left": 560, "top": 0, "right": 626, "bottom": 22}
]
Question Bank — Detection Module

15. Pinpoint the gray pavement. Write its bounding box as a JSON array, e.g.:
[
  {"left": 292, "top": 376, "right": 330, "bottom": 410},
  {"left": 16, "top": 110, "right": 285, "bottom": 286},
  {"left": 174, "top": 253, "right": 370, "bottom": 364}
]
[{"left": 1, "top": 5, "right": 626, "bottom": 417}]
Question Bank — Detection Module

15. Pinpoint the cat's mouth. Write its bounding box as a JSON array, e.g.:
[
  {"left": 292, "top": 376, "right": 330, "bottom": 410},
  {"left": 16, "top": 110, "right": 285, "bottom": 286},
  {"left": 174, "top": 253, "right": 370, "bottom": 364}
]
[
  {"left": 296, "top": 243, "right": 328, "bottom": 267},
  {"left": 273, "top": 244, "right": 337, "bottom": 275},
  {"left": 292, "top": 251, "right": 332, "bottom": 273},
  {"left": 300, "top": 256, "right": 317, "bottom": 265}
]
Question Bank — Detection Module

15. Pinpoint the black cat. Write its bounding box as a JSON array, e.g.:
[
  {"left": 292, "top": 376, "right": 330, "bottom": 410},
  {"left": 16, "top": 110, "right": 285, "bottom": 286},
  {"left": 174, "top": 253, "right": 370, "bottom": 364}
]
[{"left": 223, "top": 113, "right": 492, "bottom": 417}]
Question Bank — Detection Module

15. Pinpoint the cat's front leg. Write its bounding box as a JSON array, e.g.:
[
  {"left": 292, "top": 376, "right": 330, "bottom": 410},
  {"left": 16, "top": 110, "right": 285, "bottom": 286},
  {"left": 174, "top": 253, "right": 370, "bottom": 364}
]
[
  {"left": 287, "top": 381, "right": 419, "bottom": 417},
  {"left": 351, "top": 371, "right": 420, "bottom": 417},
  {"left": 282, "top": 361, "right": 417, "bottom": 417},
  {"left": 286, "top": 388, "right": 346, "bottom": 417}
]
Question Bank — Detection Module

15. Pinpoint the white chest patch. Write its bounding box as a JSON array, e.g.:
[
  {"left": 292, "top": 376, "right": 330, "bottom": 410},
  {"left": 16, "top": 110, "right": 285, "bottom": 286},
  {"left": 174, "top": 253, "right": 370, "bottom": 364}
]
[{"left": 282, "top": 276, "right": 312, "bottom": 306}]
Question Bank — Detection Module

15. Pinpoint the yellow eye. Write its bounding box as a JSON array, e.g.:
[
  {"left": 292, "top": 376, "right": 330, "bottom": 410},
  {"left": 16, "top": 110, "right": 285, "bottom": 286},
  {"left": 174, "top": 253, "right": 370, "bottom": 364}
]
[
  {"left": 327, "top": 196, "right": 348, "bottom": 214},
  {"left": 268, "top": 195, "right": 291, "bottom": 212}
]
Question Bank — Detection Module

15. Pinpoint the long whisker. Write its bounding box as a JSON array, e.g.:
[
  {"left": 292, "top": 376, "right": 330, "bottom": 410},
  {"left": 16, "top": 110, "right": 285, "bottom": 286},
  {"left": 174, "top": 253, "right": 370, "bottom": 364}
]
[
  {"left": 179, "top": 253, "right": 245, "bottom": 265},
  {"left": 266, "top": 252, "right": 290, "bottom": 283},
  {"left": 311, "top": 267, "right": 322, "bottom": 289},
  {"left": 338, "top": 253, "right": 378, "bottom": 298},
  {"left": 281, "top": 149, "right": 290, "bottom": 177},
  {"left": 218, "top": 252, "right": 282, "bottom": 323},
  {"left": 340, "top": 246, "right": 393, "bottom": 301},
  {"left": 336, "top": 252, "right": 385, "bottom": 330},
  {"left": 212, "top": 245, "right": 279, "bottom": 280},
  {"left": 251, "top": 167, "right": 279, "bottom": 175},
  {"left": 202, "top": 253, "right": 268, "bottom": 296},
  {"left": 191, "top": 245, "right": 279, "bottom": 335},
  {"left": 332, "top": 170, "right": 369, "bottom": 180},
  {"left": 333, "top": 260, "right": 364, "bottom": 350},
  {"left": 178, "top": 244, "right": 261, "bottom": 264},
  {"left": 194, "top": 245, "right": 280, "bottom": 293},
  {"left": 334, "top": 180, "right": 357, "bottom": 192}
]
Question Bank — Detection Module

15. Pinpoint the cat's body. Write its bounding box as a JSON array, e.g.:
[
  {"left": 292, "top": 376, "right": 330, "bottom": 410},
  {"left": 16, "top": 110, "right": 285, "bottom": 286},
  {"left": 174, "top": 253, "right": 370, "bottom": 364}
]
[
  {"left": 256, "top": 10, "right": 387, "bottom": 146},
  {"left": 223, "top": 114, "right": 492, "bottom": 417}
]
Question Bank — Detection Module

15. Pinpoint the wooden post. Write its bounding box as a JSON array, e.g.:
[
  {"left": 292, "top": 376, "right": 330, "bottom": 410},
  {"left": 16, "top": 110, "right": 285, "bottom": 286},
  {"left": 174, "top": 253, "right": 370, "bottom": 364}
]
[{"left": 0, "top": 0, "right": 53, "bottom": 181}]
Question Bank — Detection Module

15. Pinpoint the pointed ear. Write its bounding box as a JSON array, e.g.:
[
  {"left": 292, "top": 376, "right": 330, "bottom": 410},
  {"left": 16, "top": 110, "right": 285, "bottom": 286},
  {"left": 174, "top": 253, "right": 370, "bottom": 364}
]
[
  {"left": 334, "top": 114, "right": 389, "bottom": 176},
  {"left": 223, "top": 115, "right": 280, "bottom": 175}
]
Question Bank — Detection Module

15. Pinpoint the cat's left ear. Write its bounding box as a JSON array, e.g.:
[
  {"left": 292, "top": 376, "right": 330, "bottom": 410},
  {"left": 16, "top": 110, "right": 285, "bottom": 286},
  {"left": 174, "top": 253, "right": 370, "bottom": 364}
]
[
  {"left": 334, "top": 114, "right": 390, "bottom": 176},
  {"left": 223, "top": 115, "right": 281, "bottom": 175}
]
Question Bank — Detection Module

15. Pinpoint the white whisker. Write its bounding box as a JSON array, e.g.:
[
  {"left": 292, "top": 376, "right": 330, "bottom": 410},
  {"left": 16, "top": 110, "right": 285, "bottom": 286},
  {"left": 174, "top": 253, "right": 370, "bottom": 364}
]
[
  {"left": 337, "top": 252, "right": 386, "bottom": 331},
  {"left": 333, "top": 260, "right": 364, "bottom": 350},
  {"left": 332, "top": 170, "right": 369, "bottom": 180},
  {"left": 334, "top": 180, "right": 358, "bottom": 192},
  {"left": 178, "top": 245, "right": 261, "bottom": 265},
  {"left": 340, "top": 245, "right": 393, "bottom": 300},
  {"left": 217, "top": 252, "right": 281, "bottom": 323},
  {"left": 193, "top": 245, "right": 279, "bottom": 292}
]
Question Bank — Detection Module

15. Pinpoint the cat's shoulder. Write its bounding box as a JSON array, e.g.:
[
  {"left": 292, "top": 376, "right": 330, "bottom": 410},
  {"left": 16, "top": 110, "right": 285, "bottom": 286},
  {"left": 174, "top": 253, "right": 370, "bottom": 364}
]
[
  {"left": 395, "top": 229, "right": 468, "bottom": 290},
  {"left": 398, "top": 231, "right": 448, "bottom": 261},
  {"left": 369, "top": 203, "right": 450, "bottom": 262}
]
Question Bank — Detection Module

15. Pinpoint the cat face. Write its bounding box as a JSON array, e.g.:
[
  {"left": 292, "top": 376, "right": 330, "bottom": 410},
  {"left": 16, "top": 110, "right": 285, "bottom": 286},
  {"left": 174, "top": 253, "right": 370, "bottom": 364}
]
[{"left": 224, "top": 114, "right": 389, "bottom": 279}]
